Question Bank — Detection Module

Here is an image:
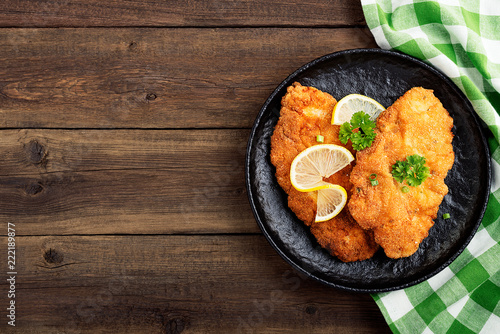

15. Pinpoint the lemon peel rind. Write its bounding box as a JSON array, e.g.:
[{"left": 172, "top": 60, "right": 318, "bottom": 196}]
[
  {"left": 289, "top": 144, "right": 354, "bottom": 192},
  {"left": 314, "top": 184, "right": 348, "bottom": 222},
  {"left": 332, "top": 93, "right": 385, "bottom": 125}
]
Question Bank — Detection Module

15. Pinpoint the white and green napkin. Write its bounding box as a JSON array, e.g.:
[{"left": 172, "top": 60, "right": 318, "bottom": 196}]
[{"left": 361, "top": 1, "right": 500, "bottom": 333}]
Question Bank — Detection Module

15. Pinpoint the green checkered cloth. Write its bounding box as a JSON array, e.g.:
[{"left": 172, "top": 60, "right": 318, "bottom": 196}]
[{"left": 361, "top": 1, "right": 500, "bottom": 333}]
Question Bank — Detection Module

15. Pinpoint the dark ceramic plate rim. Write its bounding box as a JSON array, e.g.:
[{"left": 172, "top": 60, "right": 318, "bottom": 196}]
[{"left": 245, "top": 48, "right": 491, "bottom": 293}]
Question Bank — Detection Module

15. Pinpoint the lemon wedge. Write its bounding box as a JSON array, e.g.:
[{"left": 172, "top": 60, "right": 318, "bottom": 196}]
[
  {"left": 332, "top": 94, "right": 385, "bottom": 125},
  {"left": 315, "top": 185, "right": 348, "bottom": 222},
  {"left": 290, "top": 144, "right": 354, "bottom": 192}
]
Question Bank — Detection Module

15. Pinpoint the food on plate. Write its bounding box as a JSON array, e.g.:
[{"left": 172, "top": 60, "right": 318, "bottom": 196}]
[
  {"left": 270, "top": 82, "right": 379, "bottom": 262},
  {"left": 270, "top": 83, "right": 454, "bottom": 261},
  {"left": 348, "top": 87, "right": 454, "bottom": 259}
]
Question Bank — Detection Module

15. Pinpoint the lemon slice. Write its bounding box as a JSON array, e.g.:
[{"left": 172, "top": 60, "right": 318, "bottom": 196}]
[
  {"left": 290, "top": 144, "right": 354, "bottom": 192},
  {"left": 316, "top": 185, "right": 348, "bottom": 222},
  {"left": 332, "top": 94, "right": 385, "bottom": 125}
]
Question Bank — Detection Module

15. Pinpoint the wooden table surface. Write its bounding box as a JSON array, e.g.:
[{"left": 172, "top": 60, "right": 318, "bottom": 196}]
[{"left": 0, "top": 1, "right": 393, "bottom": 333}]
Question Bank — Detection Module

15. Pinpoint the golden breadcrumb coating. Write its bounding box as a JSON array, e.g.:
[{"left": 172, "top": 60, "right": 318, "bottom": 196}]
[
  {"left": 270, "top": 82, "right": 379, "bottom": 262},
  {"left": 348, "top": 87, "right": 454, "bottom": 259}
]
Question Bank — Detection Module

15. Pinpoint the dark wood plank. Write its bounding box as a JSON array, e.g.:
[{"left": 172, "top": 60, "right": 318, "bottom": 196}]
[
  {"left": 0, "top": 129, "right": 256, "bottom": 235},
  {"left": 0, "top": 0, "right": 365, "bottom": 27},
  {"left": 0, "top": 28, "right": 377, "bottom": 129},
  {"left": 1, "top": 235, "right": 391, "bottom": 333}
]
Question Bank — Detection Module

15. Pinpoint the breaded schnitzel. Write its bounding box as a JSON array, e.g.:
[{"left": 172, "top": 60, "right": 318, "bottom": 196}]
[
  {"left": 270, "top": 82, "right": 379, "bottom": 262},
  {"left": 348, "top": 87, "right": 454, "bottom": 259}
]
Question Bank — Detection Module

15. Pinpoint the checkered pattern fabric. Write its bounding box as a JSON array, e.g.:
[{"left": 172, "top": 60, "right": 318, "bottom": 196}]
[{"left": 361, "top": 1, "right": 500, "bottom": 333}]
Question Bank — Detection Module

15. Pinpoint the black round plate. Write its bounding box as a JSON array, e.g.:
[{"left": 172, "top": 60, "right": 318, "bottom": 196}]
[{"left": 245, "top": 49, "right": 491, "bottom": 293}]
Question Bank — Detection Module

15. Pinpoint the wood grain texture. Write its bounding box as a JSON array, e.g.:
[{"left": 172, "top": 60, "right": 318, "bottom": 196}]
[
  {"left": 0, "top": 28, "right": 377, "bottom": 129},
  {"left": 0, "top": 129, "right": 256, "bottom": 235},
  {"left": 0, "top": 235, "right": 391, "bottom": 333},
  {"left": 0, "top": 0, "right": 365, "bottom": 27},
  {"left": 0, "top": 1, "right": 392, "bottom": 331}
]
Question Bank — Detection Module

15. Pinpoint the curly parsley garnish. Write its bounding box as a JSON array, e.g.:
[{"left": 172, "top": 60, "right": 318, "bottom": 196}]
[
  {"left": 391, "top": 154, "right": 430, "bottom": 187},
  {"left": 338, "top": 111, "right": 376, "bottom": 151}
]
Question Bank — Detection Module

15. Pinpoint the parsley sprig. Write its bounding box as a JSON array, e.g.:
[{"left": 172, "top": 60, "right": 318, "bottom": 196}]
[
  {"left": 391, "top": 155, "right": 430, "bottom": 187},
  {"left": 338, "top": 111, "right": 376, "bottom": 151}
]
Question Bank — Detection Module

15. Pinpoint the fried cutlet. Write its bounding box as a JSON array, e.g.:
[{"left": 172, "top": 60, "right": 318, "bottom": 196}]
[
  {"left": 270, "top": 82, "right": 379, "bottom": 262},
  {"left": 348, "top": 87, "right": 454, "bottom": 259}
]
